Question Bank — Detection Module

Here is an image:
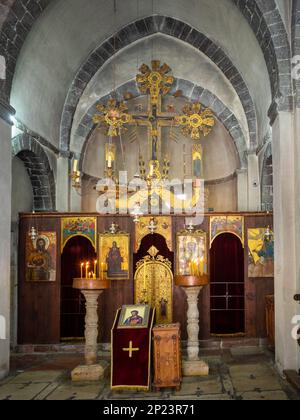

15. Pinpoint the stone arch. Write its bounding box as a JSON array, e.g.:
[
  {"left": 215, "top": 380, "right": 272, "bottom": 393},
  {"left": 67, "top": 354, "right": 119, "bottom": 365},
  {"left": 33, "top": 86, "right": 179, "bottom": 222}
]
[
  {"left": 233, "top": 0, "right": 292, "bottom": 110},
  {"left": 60, "top": 16, "right": 257, "bottom": 152},
  {"left": 0, "top": 0, "right": 51, "bottom": 102},
  {"left": 0, "top": 1, "right": 290, "bottom": 108},
  {"left": 261, "top": 142, "right": 273, "bottom": 211},
  {"left": 73, "top": 79, "right": 248, "bottom": 170},
  {"left": 11, "top": 133, "right": 55, "bottom": 211}
]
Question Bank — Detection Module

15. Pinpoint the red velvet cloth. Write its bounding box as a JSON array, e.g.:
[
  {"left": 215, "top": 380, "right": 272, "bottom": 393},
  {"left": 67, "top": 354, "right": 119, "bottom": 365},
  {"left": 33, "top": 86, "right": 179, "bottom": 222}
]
[
  {"left": 210, "top": 233, "right": 245, "bottom": 335},
  {"left": 111, "top": 308, "right": 154, "bottom": 390}
]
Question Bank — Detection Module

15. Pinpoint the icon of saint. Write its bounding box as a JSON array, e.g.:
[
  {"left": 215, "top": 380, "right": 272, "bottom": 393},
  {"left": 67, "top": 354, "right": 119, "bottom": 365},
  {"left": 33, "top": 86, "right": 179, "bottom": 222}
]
[
  {"left": 106, "top": 241, "right": 124, "bottom": 276},
  {"left": 27, "top": 237, "right": 51, "bottom": 281},
  {"left": 124, "top": 310, "right": 143, "bottom": 326}
]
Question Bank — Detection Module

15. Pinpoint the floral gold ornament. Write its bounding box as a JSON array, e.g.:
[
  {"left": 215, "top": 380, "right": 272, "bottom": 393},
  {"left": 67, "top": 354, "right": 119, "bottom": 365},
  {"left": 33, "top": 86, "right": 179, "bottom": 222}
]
[
  {"left": 136, "top": 60, "right": 174, "bottom": 106},
  {"left": 175, "top": 102, "right": 215, "bottom": 140},
  {"left": 93, "top": 99, "right": 133, "bottom": 137}
]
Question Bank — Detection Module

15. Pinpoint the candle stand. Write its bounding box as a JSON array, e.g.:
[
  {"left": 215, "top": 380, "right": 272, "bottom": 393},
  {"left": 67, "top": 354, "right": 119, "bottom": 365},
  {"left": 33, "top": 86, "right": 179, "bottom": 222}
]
[
  {"left": 175, "top": 274, "right": 209, "bottom": 376},
  {"left": 71, "top": 278, "right": 110, "bottom": 381}
]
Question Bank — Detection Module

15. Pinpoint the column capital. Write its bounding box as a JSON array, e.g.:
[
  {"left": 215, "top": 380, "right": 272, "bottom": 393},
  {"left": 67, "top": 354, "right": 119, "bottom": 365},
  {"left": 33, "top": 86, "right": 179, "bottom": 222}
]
[
  {"left": 59, "top": 150, "right": 73, "bottom": 159},
  {"left": 268, "top": 96, "right": 294, "bottom": 126},
  {"left": 236, "top": 168, "right": 247, "bottom": 175},
  {"left": 0, "top": 98, "right": 15, "bottom": 126}
]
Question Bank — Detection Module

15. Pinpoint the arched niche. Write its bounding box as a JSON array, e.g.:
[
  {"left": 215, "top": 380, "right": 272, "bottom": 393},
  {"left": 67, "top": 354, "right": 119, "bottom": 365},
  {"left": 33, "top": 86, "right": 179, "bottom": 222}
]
[
  {"left": 60, "top": 236, "right": 97, "bottom": 339},
  {"left": 210, "top": 233, "right": 244, "bottom": 336}
]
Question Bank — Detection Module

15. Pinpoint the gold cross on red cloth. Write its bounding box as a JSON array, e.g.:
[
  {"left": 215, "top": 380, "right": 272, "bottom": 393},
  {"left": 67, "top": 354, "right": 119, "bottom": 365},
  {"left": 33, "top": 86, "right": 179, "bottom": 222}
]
[{"left": 122, "top": 340, "right": 139, "bottom": 358}]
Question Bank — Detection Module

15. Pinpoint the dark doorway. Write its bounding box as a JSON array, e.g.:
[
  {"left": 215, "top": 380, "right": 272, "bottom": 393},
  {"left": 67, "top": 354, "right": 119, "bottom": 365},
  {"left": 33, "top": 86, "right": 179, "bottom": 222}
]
[
  {"left": 134, "top": 233, "right": 174, "bottom": 271},
  {"left": 210, "top": 233, "right": 244, "bottom": 335},
  {"left": 60, "top": 236, "right": 97, "bottom": 339}
]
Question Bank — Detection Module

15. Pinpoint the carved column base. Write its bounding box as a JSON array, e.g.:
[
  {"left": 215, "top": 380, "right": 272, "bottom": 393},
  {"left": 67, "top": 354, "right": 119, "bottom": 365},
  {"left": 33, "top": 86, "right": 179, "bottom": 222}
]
[
  {"left": 182, "top": 286, "right": 209, "bottom": 376},
  {"left": 182, "top": 360, "right": 209, "bottom": 377},
  {"left": 71, "top": 361, "right": 108, "bottom": 382}
]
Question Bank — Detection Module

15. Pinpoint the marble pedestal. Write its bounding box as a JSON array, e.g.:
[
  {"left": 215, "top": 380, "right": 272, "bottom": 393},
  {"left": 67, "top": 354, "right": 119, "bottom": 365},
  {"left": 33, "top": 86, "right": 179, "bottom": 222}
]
[
  {"left": 71, "top": 279, "right": 110, "bottom": 382},
  {"left": 176, "top": 276, "right": 209, "bottom": 377}
]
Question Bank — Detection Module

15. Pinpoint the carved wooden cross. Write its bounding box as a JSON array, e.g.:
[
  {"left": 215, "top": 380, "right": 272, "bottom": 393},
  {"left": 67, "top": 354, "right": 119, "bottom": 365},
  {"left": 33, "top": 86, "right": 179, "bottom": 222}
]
[{"left": 122, "top": 340, "right": 139, "bottom": 358}]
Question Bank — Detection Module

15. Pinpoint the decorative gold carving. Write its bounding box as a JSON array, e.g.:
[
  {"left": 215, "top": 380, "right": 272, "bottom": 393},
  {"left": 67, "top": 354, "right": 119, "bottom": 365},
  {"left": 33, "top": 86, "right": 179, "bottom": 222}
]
[
  {"left": 148, "top": 160, "right": 162, "bottom": 182},
  {"left": 134, "top": 252, "right": 173, "bottom": 325},
  {"left": 175, "top": 103, "right": 215, "bottom": 140},
  {"left": 93, "top": 99, "right": 133, "bottom": 137},
  {"left": 136, "top": 60, "right": 174, "bottom": 106},
  {"left": 134, "top": 216, "right": 172, "bottom": 252},
  {"left": 93, "top": 61, "right": 215, "bottom": 187},
  {"left": 148, "top": 245, "right": 159, "bottom": 258}
]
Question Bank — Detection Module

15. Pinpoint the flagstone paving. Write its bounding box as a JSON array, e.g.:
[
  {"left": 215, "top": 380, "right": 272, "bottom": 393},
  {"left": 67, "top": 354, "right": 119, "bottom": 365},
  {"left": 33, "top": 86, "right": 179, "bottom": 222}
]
[{"left": 0, "top": 348, "right": 299, "bottom": 400}]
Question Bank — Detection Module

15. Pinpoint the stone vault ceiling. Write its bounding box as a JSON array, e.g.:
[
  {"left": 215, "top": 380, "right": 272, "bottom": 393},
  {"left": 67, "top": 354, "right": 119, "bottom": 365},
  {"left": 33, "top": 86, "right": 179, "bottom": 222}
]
[{"left": 0, "top": 0, "right": 291, "bottom": 151}]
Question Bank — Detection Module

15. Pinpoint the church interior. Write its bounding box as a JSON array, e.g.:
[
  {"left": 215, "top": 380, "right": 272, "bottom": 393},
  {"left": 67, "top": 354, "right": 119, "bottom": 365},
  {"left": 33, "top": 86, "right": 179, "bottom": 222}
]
[{"left": 0, "top": 0, "right": 300, "bottom": 401}]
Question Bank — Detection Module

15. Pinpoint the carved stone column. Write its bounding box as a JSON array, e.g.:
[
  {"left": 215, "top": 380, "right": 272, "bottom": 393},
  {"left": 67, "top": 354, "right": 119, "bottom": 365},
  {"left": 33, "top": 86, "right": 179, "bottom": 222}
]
[
  {"left": 71, "top": 289, "right": 107, "bottom": 381},
  {"left": 182, "top": 286, "right": 209, "bottom": 376},
  {"left": 185, "top": 286, "right": 202, "bottom": 361},
  {"left": 82, "top": 290, "right": 102, "bottom": 365}
]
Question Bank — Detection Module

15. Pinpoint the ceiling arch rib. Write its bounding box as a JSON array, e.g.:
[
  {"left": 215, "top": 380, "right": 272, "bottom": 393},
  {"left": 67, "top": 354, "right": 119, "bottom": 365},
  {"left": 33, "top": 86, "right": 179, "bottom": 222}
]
[
  {"left": 11, "top": 133, "right": 56, "bottom": 211},
  {"left": 0, "top": 0, "right": 289, "bottom": 111},
  {"left": 232, "top": 0, "right": 292, "bottom": 112}
]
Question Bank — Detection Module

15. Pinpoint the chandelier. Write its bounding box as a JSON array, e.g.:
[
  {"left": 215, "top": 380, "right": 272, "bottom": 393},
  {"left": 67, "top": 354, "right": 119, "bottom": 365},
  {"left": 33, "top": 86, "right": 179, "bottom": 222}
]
[
  {"left": 174, "top": 103, "right": 215, "bottom": 140},
  {"left": 92, "top": 99, "right": 133, "bottom": 137}
]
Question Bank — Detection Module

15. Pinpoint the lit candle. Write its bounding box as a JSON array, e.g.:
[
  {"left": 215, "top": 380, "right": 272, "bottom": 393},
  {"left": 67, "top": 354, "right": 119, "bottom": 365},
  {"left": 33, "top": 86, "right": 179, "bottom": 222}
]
[
  {"left": 80, "top": 262, "right": 84, "bottom": 279},
  {"left": 107, "top": 155, "right": 112, "bottom": 168},
  {"left": 194, "top": 260, "right": 197, "bottom": 276},
  {"left": 73, "top": 159, "right": 78, "bottom": 173},
  {"left": 94, "top": 260, "right": 97, "bottom": 278},
  {"left": 85, "top": 262, "right": 89, "bottom": 279},
  {"left": 199, "top": 256, "right": 204, "bottom": 276},
  {"left": 101, "top": 262, "right": 104, "bottom": 280}
]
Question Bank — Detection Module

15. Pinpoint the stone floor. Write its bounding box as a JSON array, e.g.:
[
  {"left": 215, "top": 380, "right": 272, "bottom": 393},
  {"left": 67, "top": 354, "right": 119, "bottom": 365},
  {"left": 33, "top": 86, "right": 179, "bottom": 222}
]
[{"left": 0, "top": 347, "right": 299, "bottom": 400}]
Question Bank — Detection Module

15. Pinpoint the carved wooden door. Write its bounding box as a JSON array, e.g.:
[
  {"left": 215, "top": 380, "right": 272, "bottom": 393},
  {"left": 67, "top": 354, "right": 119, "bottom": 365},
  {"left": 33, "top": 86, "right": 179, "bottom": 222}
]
[{"left": 134, "top": 248, "right": 173, "bottom": 324}]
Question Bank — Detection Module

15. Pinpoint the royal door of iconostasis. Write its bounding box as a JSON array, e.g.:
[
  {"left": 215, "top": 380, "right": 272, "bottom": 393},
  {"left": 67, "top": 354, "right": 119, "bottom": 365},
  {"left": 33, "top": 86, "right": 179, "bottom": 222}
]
[
  {"left": 133, "top": 222, "right": 174, "bottom": 325},
  {"left": 60, "top": 236, "right": 97, "bottom": 339}
]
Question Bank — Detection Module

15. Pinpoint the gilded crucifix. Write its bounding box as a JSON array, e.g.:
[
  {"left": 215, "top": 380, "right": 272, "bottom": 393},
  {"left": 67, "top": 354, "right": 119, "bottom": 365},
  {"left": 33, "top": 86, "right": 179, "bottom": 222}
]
[{"left": 93, "top": 60, "right": 215, "bottom": 180}]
